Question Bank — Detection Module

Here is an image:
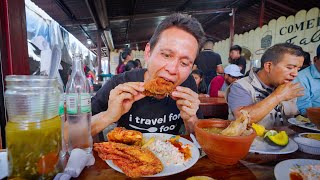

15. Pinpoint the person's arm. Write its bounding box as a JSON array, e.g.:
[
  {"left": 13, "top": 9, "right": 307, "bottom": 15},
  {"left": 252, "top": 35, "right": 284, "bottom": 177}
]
[
  {"left": 216, "top": 65, "right": 224, "bottom": 74},
  {"left": 209, "top": 76, "right": 224, "bottom": 97},
  {"left": 231, "top": 82, "right": 304, "bottom": 123},
  {"left": 238, "top": 57, "right": 247, "bottom": 74},
  {"left": 192, "top": 64, "right": 198, "bottom": 70},
  {"left": 217, "top": 91, "right": 225, "bottom": 98},
  {"left": 295, "top": 77, "right": 311, "bottom": 116},
  {"left": 91, "top": 82, "right": 146, "bottom": 136},
  {"left": 216, "top": 54, "right": 224, "bottom": 74}
]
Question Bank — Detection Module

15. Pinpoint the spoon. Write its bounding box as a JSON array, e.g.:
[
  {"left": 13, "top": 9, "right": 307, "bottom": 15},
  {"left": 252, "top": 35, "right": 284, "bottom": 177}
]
[
  {"left": 129, "top": 124, "right": 158, "bottom": 133},
  {"left": 190, "top": 133, "right": 201, "bottom": 149}
]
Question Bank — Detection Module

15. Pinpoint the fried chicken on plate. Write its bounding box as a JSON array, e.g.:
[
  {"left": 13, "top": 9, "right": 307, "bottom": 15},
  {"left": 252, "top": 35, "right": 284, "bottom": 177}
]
[
  {"left": 94, "top": 142, "right": 163, "bottom": 178},
  {"left": 107, "top": 127, "right": 143, "bottom": 146}
]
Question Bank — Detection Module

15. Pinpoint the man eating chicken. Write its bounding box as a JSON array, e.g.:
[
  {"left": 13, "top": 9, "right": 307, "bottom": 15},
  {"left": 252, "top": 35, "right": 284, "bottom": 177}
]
[{"left": 90, "top": 13, "right": 206, "bottom": 136}]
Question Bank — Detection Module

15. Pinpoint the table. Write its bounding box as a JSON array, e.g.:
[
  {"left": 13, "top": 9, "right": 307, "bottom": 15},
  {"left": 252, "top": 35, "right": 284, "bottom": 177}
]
[
  {"left": 199, "top": 97, "right": 228, "bottom": 119},
  {"left": 78, "top": 124, "right": 320, "bottom": 180}
]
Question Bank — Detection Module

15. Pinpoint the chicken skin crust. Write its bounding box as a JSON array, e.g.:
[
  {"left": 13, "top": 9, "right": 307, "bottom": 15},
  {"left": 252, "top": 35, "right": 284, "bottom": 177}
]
[
  {"left": 94, "top": 142, "right": 163, "bottom": 178},
  {"left": 143, "top": 77, "right": 175, "bottom": 98},
  {"left": 107, "top": 127, "right": 143, "bottom": 146}
]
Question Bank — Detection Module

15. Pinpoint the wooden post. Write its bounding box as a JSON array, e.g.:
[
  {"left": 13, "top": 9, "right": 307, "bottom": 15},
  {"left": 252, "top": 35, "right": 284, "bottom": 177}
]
[
  {"left": 96, "top": 31, "right": 102, "bottom": 81},
  {"left": 0, "top": 0, "right": 29, "bottom": 76},
  {"left": 230, "top": 8, "right": 235, "bottom": 47},
  {"left": 0, "top": 0, "right": 29, "bottom": 148},
  {"left": 259, "top": 0, "right": 265, "bottom": 28}
]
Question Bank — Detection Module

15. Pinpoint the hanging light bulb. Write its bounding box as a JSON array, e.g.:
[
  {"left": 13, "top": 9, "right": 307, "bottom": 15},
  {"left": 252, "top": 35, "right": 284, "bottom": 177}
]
[{"left": 87, "top": 38, "right": 92, "bottom": 45}]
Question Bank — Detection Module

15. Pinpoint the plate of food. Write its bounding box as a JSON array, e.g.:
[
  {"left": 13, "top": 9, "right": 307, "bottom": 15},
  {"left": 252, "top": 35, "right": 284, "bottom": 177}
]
[
  {"left": 249, "top": 125, "right": 298, "bottom": 154},
  {"left": 288, "top": 116, "right": 320, "bottom": 132},
  {"left": 94, "top": 127, "right": 199, "bottom": 178},
  {"left": 249, "top": 136, "right": 298, "bottom": 154},
  {"left": 274, "top": 159, "right": 320, "bottom": 180}
]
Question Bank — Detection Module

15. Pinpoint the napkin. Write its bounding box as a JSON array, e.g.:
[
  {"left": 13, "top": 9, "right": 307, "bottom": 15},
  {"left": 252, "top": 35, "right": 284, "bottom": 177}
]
[
  {"left": 54, "top": 149, "right": 95, "bottom": 180},
  {"left": 0, "top": 151, "right": 8, "bottom": 179}
]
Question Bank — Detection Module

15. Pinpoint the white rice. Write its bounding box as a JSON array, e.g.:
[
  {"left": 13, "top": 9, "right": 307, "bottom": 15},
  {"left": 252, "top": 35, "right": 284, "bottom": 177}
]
[{"left": 146, "top": 138, "right": 186, "bottom": 165}]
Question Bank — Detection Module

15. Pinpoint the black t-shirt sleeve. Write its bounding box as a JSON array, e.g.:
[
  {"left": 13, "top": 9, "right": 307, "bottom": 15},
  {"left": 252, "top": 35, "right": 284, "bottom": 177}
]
[
  {"left": 91, "top": 75, "right": 120, "bottom": 115},
  {"left": 238, "top": 56, "right": 247, "bottom": 74},
  {"left": 216, "top": 54, "right": 222, "bottom": 65},
  {"left": 91, "top": 69, "right": 145, "bottom": 116}
]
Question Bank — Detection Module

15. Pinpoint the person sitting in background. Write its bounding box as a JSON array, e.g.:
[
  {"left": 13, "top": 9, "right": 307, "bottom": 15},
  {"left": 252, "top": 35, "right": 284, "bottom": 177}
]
[
  {"left": 209, "top": 64, "right": 243, "bottom": 98},
  {"left": 228, "top": 45, "right": 247, "bottom": 74},
  {"left": 294, "top": 44, "right": 320, "bottom": 116},
  {"left": 227, "top": 43, "right": 304, "bottom": 129},
  {"left": 125, "top": 60, "right": 138, "bottom": 71},
  {"left": 116, "top": 48, "right": 132, "bottom": 74},
  {"left": 299, "top": 51, "right": 311, "bottom": 71},
  {"left": 135, "top": 59, "right": 142, "bottom": 68},
  {"left": 191, "top": 69, "right": 207, "bottom": 97}
]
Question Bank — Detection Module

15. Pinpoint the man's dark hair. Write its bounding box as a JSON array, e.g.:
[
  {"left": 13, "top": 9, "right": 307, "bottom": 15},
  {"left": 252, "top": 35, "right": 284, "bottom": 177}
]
[
  {"left": 230, "top": 45, "right": 242, "bottom": 54},
  {"left": 149, "top": 13, "right": 206, "bottom": 53},
  {"left": 121, "top": 47, "right": 131, "bottom": 60},
  {"left": 125, "top": 60, "right": 138, "bottom": 71},
  {"left": 260, "top": 43, "right": 304, "bottom": 69},
  {"left": 299, "top": 51, "right": 311, "bottom": 71}
]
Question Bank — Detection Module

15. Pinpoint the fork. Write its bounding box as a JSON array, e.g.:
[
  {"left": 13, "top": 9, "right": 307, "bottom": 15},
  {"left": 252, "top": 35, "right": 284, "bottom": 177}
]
[{"left": 190, "top": 134, "right": 206, "bottom": 158}]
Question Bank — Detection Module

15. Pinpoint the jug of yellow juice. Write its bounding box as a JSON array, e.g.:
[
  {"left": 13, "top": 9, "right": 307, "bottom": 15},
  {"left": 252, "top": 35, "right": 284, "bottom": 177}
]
[{"left": 5, "top": 75, "right": 62, "bottom": 180}]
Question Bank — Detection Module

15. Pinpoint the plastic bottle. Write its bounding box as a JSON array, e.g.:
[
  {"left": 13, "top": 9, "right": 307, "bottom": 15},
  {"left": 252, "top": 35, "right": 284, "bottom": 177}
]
[
  {"left": 57, "top": 78, "right": 67, "bottom": 157},
  {"left": 65, "top": 53, "right": 93, "bottom": 154}
]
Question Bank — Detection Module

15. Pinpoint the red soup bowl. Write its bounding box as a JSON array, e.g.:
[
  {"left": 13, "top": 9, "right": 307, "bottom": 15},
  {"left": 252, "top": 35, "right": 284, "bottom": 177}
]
[
  {"left": 194, "top": 119, "right": 256, "bottom": 165},
  {"left": 307, "top": 107, "right": 320, "bottom": 129}
]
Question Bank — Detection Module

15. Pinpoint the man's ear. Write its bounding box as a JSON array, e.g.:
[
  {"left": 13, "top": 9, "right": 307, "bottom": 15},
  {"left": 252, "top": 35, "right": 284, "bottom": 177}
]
[
  {"left": 264, "top": 61, "right": 273, "bottom": 73},
  {"left": 144, "top": 43, "right": 151, "bottom": 64}
]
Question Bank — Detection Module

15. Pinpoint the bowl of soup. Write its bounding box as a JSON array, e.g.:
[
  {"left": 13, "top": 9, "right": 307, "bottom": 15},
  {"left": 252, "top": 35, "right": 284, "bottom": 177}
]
[
  {"left": 307, "top": 107, "right": 320, "bottom": 129},
  {"left": 194, "top": 119, "right": 256, "bottom": 165}
]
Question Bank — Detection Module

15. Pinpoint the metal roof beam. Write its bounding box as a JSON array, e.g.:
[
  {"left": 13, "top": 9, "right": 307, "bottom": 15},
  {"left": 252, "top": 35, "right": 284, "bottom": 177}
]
[
  {"left": 266, "top": 0, "right": 296, "bottom": 14},
  {"left": 176, "top": 0, "right": 192, "bottom": 11},
  {"left": 109, "top": 8, "right": 232, "bottom": 22},
  {"left": 54, "top": 0, "right": 95, "bottom": 46}
]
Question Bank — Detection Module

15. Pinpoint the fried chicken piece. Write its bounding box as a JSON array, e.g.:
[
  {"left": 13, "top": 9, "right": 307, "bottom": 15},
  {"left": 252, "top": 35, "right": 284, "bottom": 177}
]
[
  {"left": 221, "top": 110, "right": 251, "bottom": 136},
  {"left": 113, "top": 160, "right": 163, "bottom": 178},
  {"left": 93, "top": 142, "right": 163, "bottom": 178},
  {"left": 107, "top": 127, "right": 143, "bottom": 146},
  {"left": 143, "top": 77, "right": 175, "bottom": 99}
]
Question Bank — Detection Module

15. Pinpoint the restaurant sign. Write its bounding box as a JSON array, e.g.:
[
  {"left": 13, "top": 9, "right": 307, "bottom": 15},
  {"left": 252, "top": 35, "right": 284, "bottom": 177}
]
[
  {"left": 280, "top": 17, "right": 320, "bottom": 45},
  {"left": 214, "top": 7, "right": 320, "bottom": 66}
]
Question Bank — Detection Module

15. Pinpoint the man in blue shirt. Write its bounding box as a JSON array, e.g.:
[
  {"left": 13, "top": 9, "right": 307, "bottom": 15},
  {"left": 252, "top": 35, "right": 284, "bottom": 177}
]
[{"left": 295, "top": 44, "right": 320, "bottom": 115}]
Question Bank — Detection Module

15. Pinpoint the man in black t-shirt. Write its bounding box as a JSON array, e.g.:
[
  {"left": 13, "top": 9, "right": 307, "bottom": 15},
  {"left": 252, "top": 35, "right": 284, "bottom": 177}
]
[
  {"left": 194, "top": 40, "right": 224, "bottom": 86},
  {"left": 90, "top": 13, "right": 206, "bottom": 136},
  {"left": 229, "top": 45, "right": 247, "bottom": 74}
]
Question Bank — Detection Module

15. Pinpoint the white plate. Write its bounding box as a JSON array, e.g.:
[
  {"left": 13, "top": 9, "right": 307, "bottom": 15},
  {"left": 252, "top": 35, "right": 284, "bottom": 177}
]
[
  {"left": 249, "top": 136, "right": 298, "bottom": 154},
  {"left": 274, "top": 159, "right": 320, "bottom": 180},
  {"left": 106, "top": 133, "right": 199, "bottom": 177},
  {"left": 288, "top": 118, "right": 320, "bottom": 132}
]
